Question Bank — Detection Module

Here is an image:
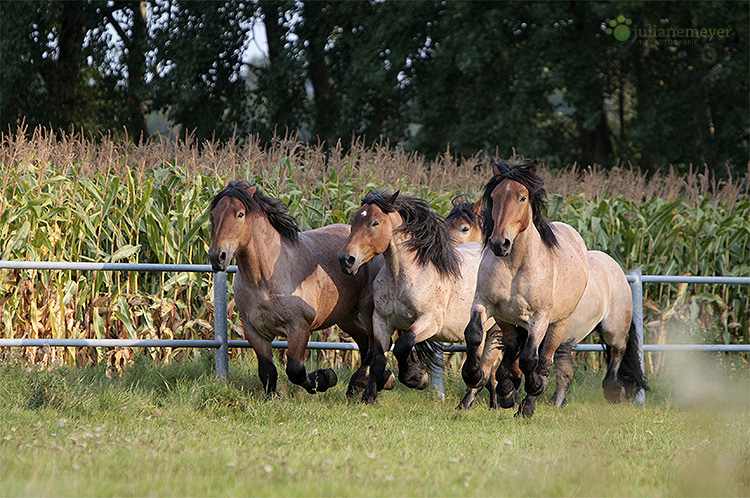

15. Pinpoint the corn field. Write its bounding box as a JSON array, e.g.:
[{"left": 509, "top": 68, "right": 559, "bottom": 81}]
[{"left": 1, "top": 128, "right": 748, "bottom": 372}]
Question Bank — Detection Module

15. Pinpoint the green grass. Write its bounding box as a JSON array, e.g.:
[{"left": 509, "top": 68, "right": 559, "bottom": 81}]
[{"left": 1, "top": 354, "right": 748, "bottom": 497}]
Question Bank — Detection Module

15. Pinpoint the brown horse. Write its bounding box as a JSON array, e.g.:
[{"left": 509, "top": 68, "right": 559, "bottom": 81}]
[
  {"left": 464, "top": 159, "right": 589, "bottom": 418},
  {"left": 449, "top": 197, "right": 649, "bottom": 408},
  {"left": 208, "top": 181, "right": 393, "bottom": 397},
  {"left": 339, "top": 190, "right": 493, "bottom": 403}
]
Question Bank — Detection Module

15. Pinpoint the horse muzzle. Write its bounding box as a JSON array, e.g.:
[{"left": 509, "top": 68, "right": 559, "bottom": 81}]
[
  {"left": 489, "top": 236, "right": 513, "bottom": 257},
  {"left": 208, "top": 248, "right": 231, "bottom": 272},
  {"left": 338, "top": 253, "right": 361, "bottom": 275}
]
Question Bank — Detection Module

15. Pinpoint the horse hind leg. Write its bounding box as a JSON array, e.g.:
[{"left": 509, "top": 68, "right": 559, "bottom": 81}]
[{"left": 550, "top": 340, "right": 575, "bottom": 407}]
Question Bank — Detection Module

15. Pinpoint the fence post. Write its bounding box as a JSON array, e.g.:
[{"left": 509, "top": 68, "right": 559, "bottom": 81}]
[
  {"left": 628, "top": 268, "right": 646, "bottom": 405},
  {"left": 430, "top": 343, "right": 446, "bottom": 401},
  {"left": 213, "top": 271, "right": 229, "bottom": 380}
]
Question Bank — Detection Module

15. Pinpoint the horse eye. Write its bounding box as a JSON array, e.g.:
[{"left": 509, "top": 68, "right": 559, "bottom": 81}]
[
  {"left": 372, "top": 221, "right": 380, "bottom": 228},
  {"left": 520, "top": 196, "right": 527, "bottom": 203},
  {"left": 461, "top": 226, "right": 470, "bottom": 232},
  {"left": 237, "top": 211, "right": 245, "bottom": 218}
]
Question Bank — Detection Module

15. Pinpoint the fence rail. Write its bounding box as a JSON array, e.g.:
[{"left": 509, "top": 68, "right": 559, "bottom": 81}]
[{"left": 1, "top": 261, "right": 748, "bottom": 397}]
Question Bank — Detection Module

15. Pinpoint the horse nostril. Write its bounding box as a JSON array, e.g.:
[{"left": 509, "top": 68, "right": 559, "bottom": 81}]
[
  {"left": 501, "top": 238, "right": 511, "bottom": 250},
  {"left": 219, "top": 251, "right": 227, "bottom": 263},
  {"left": 346, "top": 255, "right": 355, "bottom": 266}
]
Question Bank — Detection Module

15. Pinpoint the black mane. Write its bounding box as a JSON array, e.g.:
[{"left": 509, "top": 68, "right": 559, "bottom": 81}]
[
  {"left": 210, "top": 180, "right": 299, "bottom": 241},
  {"left": 362, "top": 190, "right": 461, "bottom": 279},
  {"left": 446, "top": 195, "right": 479, "bottom": 227},
  {"left": 480, "top": 158, "right": 558, "bottom": 248}
]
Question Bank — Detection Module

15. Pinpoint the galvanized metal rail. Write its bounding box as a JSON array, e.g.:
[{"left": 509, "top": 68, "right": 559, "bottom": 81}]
[{"left": 1, "top": 261, "right": 748, "bottom": 398}]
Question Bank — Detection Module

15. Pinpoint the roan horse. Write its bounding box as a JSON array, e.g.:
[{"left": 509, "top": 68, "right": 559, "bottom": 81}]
[
  {"left": 445, "top": 196, "right": 504, "bottom": 409},
  {"left": 208, "top": 181, "right": 394, "bottom": 397},
  {"left": 338, "top": 190, "right": 493, "bottom": 403},
  {"left": 450, "top": 196, "right": 649, "bottom": 409},
  {"left": 464, "top": 159, "right": 590, "bottom": 418}
]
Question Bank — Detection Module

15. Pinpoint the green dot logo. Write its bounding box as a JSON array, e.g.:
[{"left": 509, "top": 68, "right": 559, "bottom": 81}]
[{"left": 606, "top": 15, "right": 632, "bottom": 41}]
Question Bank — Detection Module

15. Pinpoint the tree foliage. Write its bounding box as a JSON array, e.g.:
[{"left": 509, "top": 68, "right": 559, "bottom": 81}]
[{"left": 1, "top": 1, "right": 747, "bottom": 173}]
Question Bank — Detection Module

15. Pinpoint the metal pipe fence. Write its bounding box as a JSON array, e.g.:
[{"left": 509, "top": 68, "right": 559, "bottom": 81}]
[{"left": 1, "top": 261, "right": 748, "bottom": 395}]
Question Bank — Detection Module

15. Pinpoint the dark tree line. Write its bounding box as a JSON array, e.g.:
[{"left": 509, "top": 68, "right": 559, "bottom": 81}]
[{"left": 1, "top": 1, "right": 747, "bottom": 174}]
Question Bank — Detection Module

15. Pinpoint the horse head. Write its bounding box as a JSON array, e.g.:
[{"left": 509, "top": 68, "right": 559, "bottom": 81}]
[{"left": 338, "top": 190, "right": 400, "bottom": 275}]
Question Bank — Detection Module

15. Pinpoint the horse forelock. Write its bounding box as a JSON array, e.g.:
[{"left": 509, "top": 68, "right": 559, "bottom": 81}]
[
  {"left": 481, "top": 158, "right": 559, "bottom": 248},
  {"left": 446, "top": 200, "right": 479, "bottom": 227},
  {"left": 210, "top": 181, "right": 299, "bottom": 241}
]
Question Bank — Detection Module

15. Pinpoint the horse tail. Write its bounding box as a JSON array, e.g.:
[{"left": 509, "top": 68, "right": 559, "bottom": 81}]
[
  {"left": 618, "top": 320, "right": 650, "bottom": 392},
  {"left": 412, "top": 340, "right": 445, "bottom": 375}
]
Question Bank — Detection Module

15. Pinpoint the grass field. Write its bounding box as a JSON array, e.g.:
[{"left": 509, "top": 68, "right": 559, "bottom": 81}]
[{"left": 1, "top": 353, "right": 748, "bottom": 497}]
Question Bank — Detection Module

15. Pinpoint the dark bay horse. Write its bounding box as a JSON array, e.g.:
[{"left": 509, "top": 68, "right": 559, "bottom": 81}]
[
  {"left": 338, "top": 190, "right": 493, "bottom": 403},
  {"left": 208, "top": 181, "right": 393, "bottom": 397},
  {"left": 464, "top": 159, "right": 589, "bottom": 418},
  {"left": 449, "top": 196, "right": 649, "bottom": 408}
]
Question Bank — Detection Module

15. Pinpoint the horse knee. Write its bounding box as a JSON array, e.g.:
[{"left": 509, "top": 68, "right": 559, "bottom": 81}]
[
  {"left": 392, "top": 335, "right": 415, "bottom": 364},
  {"left": 464, "top": 312, "right": 484, "bottom": 349}
]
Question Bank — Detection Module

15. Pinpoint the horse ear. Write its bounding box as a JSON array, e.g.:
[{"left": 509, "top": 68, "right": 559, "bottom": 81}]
[
  {"left": 246, "top": 184, "right": 257, "bottom": 197},
  {"left": 527, "top": 159, "right": 539, "bottom": 175},
  {"left": 472, "top": 199, "right": 482, "bottom": 215},
  {"left": 386, "top": 190, "right": 400, "bottom": 205},
  {"left": 492, "top": 162, "right": 503, "bottom": 177},
  {"left": 451, "top": 195, "right": 462, "bottom": 207}
]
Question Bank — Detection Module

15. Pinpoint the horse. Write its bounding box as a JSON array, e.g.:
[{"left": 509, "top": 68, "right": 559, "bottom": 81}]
[
  {"left": 338, "top": 190, "right": 494, "bottom": 403},
  {"left": 208, "top": 181, "right": 394, "bottom": 398},
  {"left": 448, "top": 196, "right": 649, "bottom": 408},
  {"left": 463, "top": 158, "right": 590, "bottom": 418},
  {"left": 445, "top": 196, "right": 504, "bottom": 410}
]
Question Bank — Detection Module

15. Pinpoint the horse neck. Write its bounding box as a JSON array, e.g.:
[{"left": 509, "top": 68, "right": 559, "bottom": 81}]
[
  {"left": 382, "top": 228, "right": 424, "bottom": 281},
  {"left": 235, "top": 218, "right": 285, "bottom": 286},
  {"left": 507, "top": 223, "right": 548, "bottom": 268}
]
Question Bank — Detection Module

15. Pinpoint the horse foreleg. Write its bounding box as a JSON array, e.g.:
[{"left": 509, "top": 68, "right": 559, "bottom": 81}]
[
  {"left": 461, "top": 304, "right": 488, "bottom": 387},
  {"left": 496, "top": 325, "right": 525, "bottom": 409},
  {"left": 393, "top": 315, "right": 438, "bottom": 390},
  {"left": 242, "top": 328, "right": 279, "bottom": 398},
  {"left": 518, "top": 316, "right": 568, "bottom": 418},
  {"left": 286, "top": 329, "right": 337, "bottom": 394},
  {"left": 362, "top": 315, "right": 394, "bottom": 403}
]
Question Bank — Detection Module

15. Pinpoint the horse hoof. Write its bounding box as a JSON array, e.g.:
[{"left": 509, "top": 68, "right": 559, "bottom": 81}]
[
  {"left": 461, "top": 363, "right": 483, "bottom": 388},
  {"left": 498, "top": 391, "right": 517, "bottom": 409},
  {"left": 361, "top": 390, "right": 378, "bottom": 404},
  {"left": 380, "top": 370, "right": 396, "bottom": 391},
  {"left": 399, "top": 365, "right": 429, "bottom": 390},
  {"left": 315, "top": 368, "right": 337, "bottom": 393},
  {"left": 515, "top": 396, "right": 536, "bottom": 419}
]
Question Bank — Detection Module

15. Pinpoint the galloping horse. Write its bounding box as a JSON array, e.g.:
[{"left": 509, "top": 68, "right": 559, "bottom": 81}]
[
  {"left": 339, "top": 190, "right": 493, "bottom": 403},
  {"left": 450, "top": 197, "right": 649, "bottom": 408},
  {"left": 464, "top": 159, "right": 589, "bottom": 418},
  {"left": 208, "top": 181, "right": 393, "bottom": 397},
  {"left": 446, "top": 196, "right": 504, "bottom": 410}
]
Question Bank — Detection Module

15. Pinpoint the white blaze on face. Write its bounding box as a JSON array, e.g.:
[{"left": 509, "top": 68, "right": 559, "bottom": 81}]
[{"left": 360, "top": 209, "right": 368, "bottom": 217}]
